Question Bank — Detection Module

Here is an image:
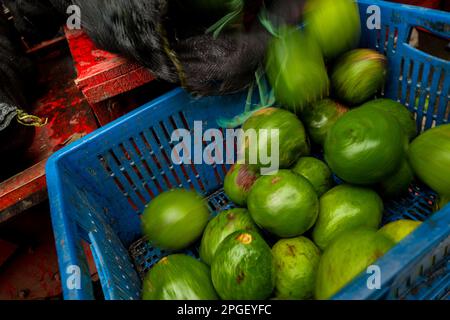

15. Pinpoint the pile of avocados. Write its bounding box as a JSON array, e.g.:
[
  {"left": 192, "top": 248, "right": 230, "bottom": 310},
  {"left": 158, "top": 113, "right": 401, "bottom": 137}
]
[{"left": 138, "top": 0, "right": 450, "bottom": 301}]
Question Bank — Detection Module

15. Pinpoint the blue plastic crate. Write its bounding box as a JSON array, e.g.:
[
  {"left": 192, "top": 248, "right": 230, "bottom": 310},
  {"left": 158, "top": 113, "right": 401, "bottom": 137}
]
[{"left": 46, "top": 0, "right": 450, "bottom": 300}]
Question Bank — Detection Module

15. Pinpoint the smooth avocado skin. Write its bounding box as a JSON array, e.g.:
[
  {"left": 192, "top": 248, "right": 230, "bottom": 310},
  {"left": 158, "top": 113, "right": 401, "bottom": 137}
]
[
  {"left": 142, "top": 254, "right": 218, "bottom": 300},
  {"left": 378, "top": 219, "right": 422, "bottom": 244},
  {"left": 242, "top": 107, "right": 310, "bottom": 171},
  {"left": 142, "top": 189, "right": 209, "bottom": 250},
  {"left": 272, "top": 237, "right": 321, "bottom": 300},
  {"left": 312, "top": 184, "right": 383, "bottom": 250},
  {"left": 360, "top": 98, "right": 417, "bottom": 141},
  {"left": 248, "top": 170, "right": 319, "bottom": 238},
  {"left": 211, "top": 230, "right": 275, "bottom": 300},
  {"left": 324, "top": 106, "right": 405, "bottom": 185},
  {"left": 407, "top": 124, "right": 450, "bottom": 196},
  {"left": 315, "top": 228, "right": 395, "bottom": 300},
  {"left": 199, "top": 208, "right": 259, "bottom": 266},
  {"left": 292, "top": 157, "right": 333, "bottom": 196},
  {"left": 302, "top": 99, "right": 349, "bottom": 146}
]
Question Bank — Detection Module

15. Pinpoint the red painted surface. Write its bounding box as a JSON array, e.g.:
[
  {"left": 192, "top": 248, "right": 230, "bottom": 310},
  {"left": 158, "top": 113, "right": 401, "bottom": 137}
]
[
  {"left": 65, "top": 28, "right": 155, "bottom": 104},
  {"left": 0, "top": 28, "right": 169, "bottom": 222}
]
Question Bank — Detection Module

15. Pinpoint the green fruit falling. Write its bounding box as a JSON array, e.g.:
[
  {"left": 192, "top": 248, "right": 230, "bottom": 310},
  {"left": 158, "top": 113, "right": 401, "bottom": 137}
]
[
  {"left": 266, "top": 26, "right": 329, "bottom": 114},
  {"left": 304, "top": 0, "right": 361, "bottom": 59},
  {"left": 331, "top": 49, "right": 387, "bottom": 106}
]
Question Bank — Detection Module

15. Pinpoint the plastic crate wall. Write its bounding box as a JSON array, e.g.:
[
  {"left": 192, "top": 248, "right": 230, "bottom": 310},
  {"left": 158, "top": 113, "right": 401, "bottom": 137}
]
[
  {"left": 331, "top": 0, "right": 450, "bottom": 300},
  {"left": 358, "top": 0, "right": 449, "bottom": 130},
  {"left": 47, "top": 90, "right": 248, "bottom": 299},
  {"left": 47, "top": 0, "right": 450, "bottom": 300}
]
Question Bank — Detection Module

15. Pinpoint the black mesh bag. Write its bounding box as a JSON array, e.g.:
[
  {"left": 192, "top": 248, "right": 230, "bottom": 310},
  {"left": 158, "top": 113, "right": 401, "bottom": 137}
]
[
  {"left": 0, "top": 11, "right": 35, "bottom": 156},
  {"left": 2, "top": 0, "right": 64, "bottom": 44},
  {"left": 46, "top": 0, "right": 306, "bottom": 96}
]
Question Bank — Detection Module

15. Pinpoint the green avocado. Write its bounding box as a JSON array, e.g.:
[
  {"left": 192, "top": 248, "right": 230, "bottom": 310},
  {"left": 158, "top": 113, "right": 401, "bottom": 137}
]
[
  {"left": 242, "top": 107, "right": 310, "bottom": 172},
  {"left": 223, "top": 164, "right": 259, "bottom": 206},
  {"left": 331, "top": 49, "right": 387, "bottom": 106},
  {"left": 315, "top": 228, "right": 395, "bottom": 300},
  {"left": 312, "top": 184, "right": 384, "bottom": 250},
  {"left": 324, "top": 106, "right": 405, "bottom": 185},
  {"left": 142, "top": 254, "right": 218, "bottom": 300},
  {"left": 292, "top": 157, "right": 333, "bottom": 196},
  {"left": 199, "top": 208, "right": 259, "bottom": 265},
  {"left": 266, "top": 26, "right": 329, "bottom": 114},
  {"left": 211, "top": 230, "right": 275, "bottom": 300},
  {"left": 142, "top": 189, "right": 209, "bottom": 250},
  {"left": 408, "top": 124, "right": 450, "bottom": 196},
  {"left": 302, "top": 99, "right": 349, "bottom": 146},
  {"left": 272, "top": 237, "right": 321, "bottom": 300},
  {"left": 304, "top": 0, "right": 361, "bottom": 59},
  {"left": 360, "top": 99, "right": 417, "bottom": 141},
  {"left": 248, "top": 170, "right": 319, "bottom": 238},
  {"left": 378, "top": 219, "right": 422, "bottom": 244}
]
